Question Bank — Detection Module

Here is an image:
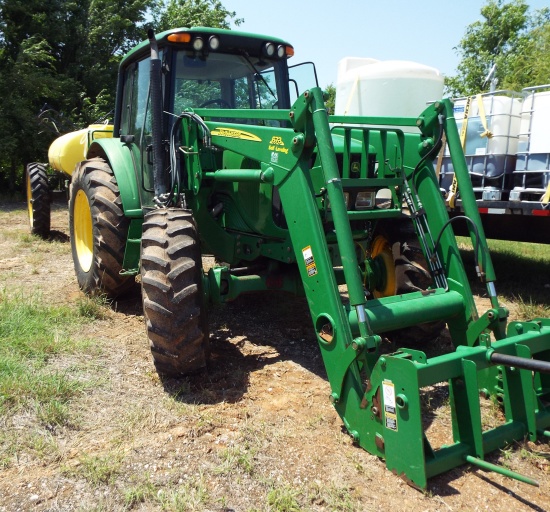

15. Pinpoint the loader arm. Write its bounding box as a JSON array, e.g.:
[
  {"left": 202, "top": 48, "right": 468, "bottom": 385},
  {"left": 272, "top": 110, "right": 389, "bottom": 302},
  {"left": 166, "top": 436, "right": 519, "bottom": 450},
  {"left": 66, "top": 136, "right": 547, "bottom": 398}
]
[{"left": 176, "top": 89, "right": 550, "bottom": 488}]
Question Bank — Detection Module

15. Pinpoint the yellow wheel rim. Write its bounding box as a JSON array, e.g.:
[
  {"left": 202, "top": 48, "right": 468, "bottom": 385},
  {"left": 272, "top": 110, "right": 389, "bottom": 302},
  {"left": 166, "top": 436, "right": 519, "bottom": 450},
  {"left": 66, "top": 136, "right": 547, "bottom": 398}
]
[
  {"left": 26, "top": 171, "right": 33, "bottom": 228},
  {"left": 371, "top": 236, "right": 396, "bottom": 299},
  {"left": 74, "top": 189, "right": 93, "bottom": 272}
]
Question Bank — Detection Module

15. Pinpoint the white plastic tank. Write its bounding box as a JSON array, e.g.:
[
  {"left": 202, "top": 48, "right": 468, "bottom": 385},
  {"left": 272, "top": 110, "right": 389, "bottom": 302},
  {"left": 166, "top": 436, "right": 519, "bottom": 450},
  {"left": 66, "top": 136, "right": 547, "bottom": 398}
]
[
  {"left": 513, "top": 86, "right": 550, "bottom": 193},
  {"left": 439, "top": 91, "right": 522, "bottom": 196},
  {"left": 517, "top": 87, "right": 550, "bottom": 161},
  {"left": 334, "top": 57, "right": 444, "bottom": 125},
  {"left": 452, "top": 94, "right": 522, "bottom": 159}
]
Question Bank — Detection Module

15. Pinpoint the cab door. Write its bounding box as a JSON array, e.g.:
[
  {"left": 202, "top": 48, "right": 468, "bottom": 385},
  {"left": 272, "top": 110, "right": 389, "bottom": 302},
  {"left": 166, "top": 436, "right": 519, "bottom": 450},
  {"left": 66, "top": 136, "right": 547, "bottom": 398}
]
[{"left": 118, "top": 55, "right": 157, "bottom": 207}]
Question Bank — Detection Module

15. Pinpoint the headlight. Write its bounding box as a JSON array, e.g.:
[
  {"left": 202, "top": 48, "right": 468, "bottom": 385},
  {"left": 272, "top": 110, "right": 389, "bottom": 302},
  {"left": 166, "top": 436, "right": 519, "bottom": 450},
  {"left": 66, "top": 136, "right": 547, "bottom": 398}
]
[
  {"left": 355, "top": 191, "right": 376, "bottom": 210},
  {"left": 192, "top": 37, "right": 204, "bottom": 51},
  {"left": 208, "top": 36, "right": 220, "bottom": 50},
  {"left": 326, "top": 192, "right": 350, "bottom": 211},
  {"left": 375, "top": 188, "right": 393, "bottom": 209}
]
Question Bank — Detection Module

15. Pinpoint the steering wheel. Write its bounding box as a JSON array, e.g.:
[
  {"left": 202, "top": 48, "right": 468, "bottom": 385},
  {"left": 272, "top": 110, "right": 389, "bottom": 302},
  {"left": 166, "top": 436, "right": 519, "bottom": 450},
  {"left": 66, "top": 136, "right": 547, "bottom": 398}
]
[{"left": 199, "top": 98, "right": 232, "bottom": 108}]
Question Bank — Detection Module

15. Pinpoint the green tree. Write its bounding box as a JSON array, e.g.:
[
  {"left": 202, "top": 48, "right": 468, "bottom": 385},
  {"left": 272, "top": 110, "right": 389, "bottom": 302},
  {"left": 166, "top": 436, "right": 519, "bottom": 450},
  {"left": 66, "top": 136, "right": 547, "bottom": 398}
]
[
  {"left": 0, "top": 0, "right": 244, "bottom": 195},
  {"left": 72, "top": 0, "right": 155, "bottom": 124},
  {"left": 504, "top": 21, "right": 550, "bottom": 90},
  {"left": 153, "top": 0, "right": 243, "bottom": 31},
  {"left": 0, "top": 36, "right": 70, "bottom": 192},
  {"left": 324, "top": 84, "right": 336, "bottom": 114},
  {"left": 0, "top": 0, "right": 156, "bottom": 191},
  {"left": 445, "top": 0, "right": 550, "bottom": 96}
]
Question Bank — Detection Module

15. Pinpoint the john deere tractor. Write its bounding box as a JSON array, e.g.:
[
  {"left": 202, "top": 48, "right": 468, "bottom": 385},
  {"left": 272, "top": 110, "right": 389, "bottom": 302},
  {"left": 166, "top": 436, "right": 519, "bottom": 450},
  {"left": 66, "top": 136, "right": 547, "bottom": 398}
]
[{"left": 46, "top": 27, "right": 550, "bottom": 488}]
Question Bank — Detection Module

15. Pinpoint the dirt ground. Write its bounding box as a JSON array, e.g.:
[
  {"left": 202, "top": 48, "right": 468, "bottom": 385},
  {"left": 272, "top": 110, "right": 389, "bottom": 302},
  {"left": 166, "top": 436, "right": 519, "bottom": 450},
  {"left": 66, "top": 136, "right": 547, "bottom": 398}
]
[{"left": 0, "top": 200, "right": 549, "bottom": 511}]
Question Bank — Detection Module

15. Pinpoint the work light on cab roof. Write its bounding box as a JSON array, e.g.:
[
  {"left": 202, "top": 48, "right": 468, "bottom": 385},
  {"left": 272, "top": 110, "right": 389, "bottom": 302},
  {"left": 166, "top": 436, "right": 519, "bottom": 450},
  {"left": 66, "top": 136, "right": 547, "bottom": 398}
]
[{"left": 165, "top": 29, "right": 293, "bottom": 60}]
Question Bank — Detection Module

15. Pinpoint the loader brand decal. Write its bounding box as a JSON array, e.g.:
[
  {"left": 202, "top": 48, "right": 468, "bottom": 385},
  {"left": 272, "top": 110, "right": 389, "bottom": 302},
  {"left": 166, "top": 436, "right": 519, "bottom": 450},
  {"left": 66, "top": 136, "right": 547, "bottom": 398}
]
[
  {"left": 382, "top": 380, "right": 398, "bottom": 431},
  {"left": 268, "top": 135, "right": 289, "bottom": 155},
  {"left": 302, "top": 245, "right": 318, "bottom": 277},
  {"left": 211, "top": 127, "right": 262, "bottom": 142}
]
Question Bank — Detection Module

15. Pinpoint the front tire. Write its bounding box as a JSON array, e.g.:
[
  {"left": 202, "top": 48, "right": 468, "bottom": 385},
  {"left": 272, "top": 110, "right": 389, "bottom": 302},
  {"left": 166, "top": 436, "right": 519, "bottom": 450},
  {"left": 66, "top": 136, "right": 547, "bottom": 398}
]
[
  {"left": 25, "top": 163, "right": 51, "bottom": 238},
  {"left": 141, "top": 209, "right": 209, "bottom": 377},
  {"left": 69, "top": 157, "right": 133, "bottom": 297}
]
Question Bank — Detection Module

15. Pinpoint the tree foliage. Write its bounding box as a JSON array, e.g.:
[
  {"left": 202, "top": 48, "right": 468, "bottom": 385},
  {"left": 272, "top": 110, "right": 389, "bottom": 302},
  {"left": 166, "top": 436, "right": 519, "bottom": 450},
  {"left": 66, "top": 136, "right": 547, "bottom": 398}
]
[
  {"left": 0, "top": 36, "right": 72, "bottom": 192},
  {"left": 324, "top": 84, "right": 336, "bottom": 114},
  {"left": 445, "top": 0, "right": 550, "bottom": 96},
  {"left": 504, "top": 21, "right": 550, "bottom": 90},
  {"left": 153, "top": 0, "right": 243, "bottom": 31},
  {"left": 0, "top": 0, "right": 241, "bottom": 194}
]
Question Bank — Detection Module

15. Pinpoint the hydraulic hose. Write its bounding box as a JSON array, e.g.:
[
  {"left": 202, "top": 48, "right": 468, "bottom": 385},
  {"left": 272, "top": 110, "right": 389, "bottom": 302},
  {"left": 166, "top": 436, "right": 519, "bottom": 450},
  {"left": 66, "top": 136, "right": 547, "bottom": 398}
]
[{"left": 433, "top": 215, "right": 483, "bottom": 280}]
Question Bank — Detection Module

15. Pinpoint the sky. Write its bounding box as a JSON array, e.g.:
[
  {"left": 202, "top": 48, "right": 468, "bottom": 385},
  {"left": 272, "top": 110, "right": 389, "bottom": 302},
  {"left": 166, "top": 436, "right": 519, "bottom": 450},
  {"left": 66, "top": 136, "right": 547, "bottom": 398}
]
[{"left": 222, "top": 0, "right": 549, "bottom": 88}]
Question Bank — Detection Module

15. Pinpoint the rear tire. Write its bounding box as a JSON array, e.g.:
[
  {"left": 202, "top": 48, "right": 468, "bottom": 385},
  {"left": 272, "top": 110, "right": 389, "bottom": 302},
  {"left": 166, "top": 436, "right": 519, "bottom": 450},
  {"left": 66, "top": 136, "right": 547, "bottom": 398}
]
[
  {"left": 69, "top": 157, "right": 133, "bottom": 298},
  {"left": 25, "top": 163, "right": 51, "bottom": 238},
  {"left": 141, "top": 208, "right": 210, "bottom": 377}
]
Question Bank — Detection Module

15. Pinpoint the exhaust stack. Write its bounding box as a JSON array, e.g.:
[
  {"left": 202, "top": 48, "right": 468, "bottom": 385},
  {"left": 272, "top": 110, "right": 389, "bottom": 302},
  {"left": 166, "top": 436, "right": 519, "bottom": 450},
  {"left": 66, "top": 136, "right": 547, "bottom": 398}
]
[{"left": 148, "top": 29, "right": 167, "bottom": 198}]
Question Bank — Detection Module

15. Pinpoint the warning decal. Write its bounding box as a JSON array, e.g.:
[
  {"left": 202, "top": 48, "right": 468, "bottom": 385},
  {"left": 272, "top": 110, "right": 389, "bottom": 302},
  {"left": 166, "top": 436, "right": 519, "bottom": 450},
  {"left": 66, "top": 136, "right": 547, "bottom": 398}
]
[
  {"left": 302, "top": 245, "right": 318, "bottom": 277},
  {"left": 382, "top": 380, "right": 398, "bottom": 432}
]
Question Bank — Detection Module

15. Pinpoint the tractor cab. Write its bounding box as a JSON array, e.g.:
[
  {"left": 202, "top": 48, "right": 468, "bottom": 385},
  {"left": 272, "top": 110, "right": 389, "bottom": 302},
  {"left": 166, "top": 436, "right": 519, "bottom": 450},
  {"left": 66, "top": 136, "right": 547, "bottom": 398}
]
[{"left": 113, "top": 27, "right": 318, "bottom": 209}]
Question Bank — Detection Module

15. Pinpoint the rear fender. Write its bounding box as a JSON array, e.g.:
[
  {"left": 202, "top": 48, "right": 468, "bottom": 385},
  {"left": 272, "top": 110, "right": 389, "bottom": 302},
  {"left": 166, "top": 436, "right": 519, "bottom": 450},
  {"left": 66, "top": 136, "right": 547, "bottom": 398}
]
[{"left": 87, "top": 139, "right": 142, "bottom": 218}]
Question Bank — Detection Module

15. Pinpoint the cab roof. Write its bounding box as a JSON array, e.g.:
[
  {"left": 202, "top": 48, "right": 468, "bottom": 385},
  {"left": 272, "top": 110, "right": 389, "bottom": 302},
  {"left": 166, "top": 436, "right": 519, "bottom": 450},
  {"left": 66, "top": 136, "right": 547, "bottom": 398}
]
[{"left": 120, "top": 26, "right": 294, "bottom": 67}]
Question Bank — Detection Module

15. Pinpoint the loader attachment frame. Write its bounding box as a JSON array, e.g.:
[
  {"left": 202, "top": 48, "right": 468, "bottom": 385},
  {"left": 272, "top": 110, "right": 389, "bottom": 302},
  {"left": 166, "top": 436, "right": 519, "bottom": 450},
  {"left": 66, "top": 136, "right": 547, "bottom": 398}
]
[{"left": 179, "top": 90, "right": 550, "bottom": 488}]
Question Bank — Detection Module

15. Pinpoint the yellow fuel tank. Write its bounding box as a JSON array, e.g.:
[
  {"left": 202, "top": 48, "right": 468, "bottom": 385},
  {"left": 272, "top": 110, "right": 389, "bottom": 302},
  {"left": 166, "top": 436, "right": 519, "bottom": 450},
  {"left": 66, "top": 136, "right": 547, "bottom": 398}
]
[{"left": 48, "top": 124, "right": 114, "bottom": 176}]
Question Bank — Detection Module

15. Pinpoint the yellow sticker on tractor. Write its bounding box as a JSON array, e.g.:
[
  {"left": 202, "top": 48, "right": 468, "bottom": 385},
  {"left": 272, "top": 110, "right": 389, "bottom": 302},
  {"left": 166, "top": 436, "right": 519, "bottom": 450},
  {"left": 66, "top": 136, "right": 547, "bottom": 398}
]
[
  {"left": 268, "top": 135, "right": 289, "bottom": 155},
  {"left": 211, "top": 127, "right": 262, "bottom": 142},
  {"left": 383, "top": 380, "right": 398, "bottom": 431},
  {"left": 302, "top": 245, "right": 318, "bottom": 277}
]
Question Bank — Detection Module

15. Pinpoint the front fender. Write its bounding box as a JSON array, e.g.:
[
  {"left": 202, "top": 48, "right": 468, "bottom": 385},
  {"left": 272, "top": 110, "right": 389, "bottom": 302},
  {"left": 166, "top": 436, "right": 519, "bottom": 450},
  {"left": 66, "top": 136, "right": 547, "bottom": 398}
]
[{"left": 87, "top": 139, "right": 143, "bottom": 218}]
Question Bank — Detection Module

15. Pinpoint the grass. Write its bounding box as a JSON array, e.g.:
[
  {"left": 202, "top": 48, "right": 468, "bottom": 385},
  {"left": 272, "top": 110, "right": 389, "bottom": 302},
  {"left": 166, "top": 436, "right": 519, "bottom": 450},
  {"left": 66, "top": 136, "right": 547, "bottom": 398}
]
[
  {"left": 63, "top": 452, "right": 124, "bottom": 486},
  {"left": 513, "top": 295, "right": 550, "bottom": 318},
  {"left": 76, "top": 293, "right": 112, "bottom": 320},
  {"left": 0, "top": 289, "right": 100, "bottom": 466},
  {"left": 0, "top": 429, "right": 61, "bottom": 469},
  {"left": 215, "top": 445, "right": 255, "bottom": 475},
  {"left": 456, "top": 236, "right": 550, "bottom": 311},
  {"left": 266, "top": 484, "right": 301, "bottom": 512},
  {"left": 156, "top": 473, "right": 209, "bottom": 511},
  {"left": 123, "top": 478, "right": 157, "bottom": 508},
  {"left": 0, "top": 204, "right": 549, "bottom": 510},
  {"left": 319, "top": 484, "right": 357, "bottom": 512}
]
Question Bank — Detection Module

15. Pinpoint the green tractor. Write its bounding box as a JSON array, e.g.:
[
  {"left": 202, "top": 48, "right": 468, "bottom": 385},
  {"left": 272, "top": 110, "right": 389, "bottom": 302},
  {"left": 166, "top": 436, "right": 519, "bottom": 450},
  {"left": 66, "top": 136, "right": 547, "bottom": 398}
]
[{"left": 47, "top": 27, "right": 550, "bottom": 488}]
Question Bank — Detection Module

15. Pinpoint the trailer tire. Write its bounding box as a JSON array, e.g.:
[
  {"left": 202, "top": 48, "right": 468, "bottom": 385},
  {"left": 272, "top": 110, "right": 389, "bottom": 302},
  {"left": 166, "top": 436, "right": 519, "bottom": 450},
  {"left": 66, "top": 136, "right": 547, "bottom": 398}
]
[
  {"left": 141, "top": 208, "right": 210, "bottom": 377},
  {"left": 25, "top": 163, "right": 51, "bottom": 238},
  {"left": 69, "top": 157, "right": 133, "bottom": 298}
]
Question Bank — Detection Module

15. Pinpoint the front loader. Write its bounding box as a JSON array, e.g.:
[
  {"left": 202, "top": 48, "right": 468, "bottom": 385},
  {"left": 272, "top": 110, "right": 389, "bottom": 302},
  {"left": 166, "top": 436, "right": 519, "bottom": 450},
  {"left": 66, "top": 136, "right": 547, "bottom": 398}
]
[{"left": 54, "top": 27, "right": 550, "bottom": 488}]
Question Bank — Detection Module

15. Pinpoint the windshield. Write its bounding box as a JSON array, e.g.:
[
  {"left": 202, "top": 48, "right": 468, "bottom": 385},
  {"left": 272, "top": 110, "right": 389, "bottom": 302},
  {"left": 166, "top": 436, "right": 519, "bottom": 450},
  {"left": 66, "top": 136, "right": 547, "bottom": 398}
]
[{"left": 172, "top": 50, "right": 287, "bottom": 114}]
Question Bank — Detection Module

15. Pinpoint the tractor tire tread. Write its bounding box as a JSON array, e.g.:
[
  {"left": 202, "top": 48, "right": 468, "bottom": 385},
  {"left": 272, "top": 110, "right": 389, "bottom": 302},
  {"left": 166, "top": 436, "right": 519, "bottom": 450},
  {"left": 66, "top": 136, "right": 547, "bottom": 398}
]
[
  {"left": 26, "top": 162, "right": 51, "bottom": 238},
  {"left": 69, "top": 157, "right": 133, "bottom": 298},
  {"left": 141, "top": 208, "right": 209, "bottom": 376}
]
